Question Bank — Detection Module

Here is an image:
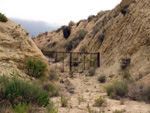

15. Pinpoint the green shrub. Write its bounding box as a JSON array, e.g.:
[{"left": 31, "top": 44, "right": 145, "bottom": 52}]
[
  {"left": 89, "top": 67, "right": 96, "bottom": 76},
  {"left": 47, "top": 42, "right": 57, "bottom": 48},
  {"left": 80, "top": 46, "right": 87, "bottom": 52},
  {"left": 86, "top": 56, "right": 97, "bottom": 67},
  {"left": 92, "top": 25, "right": 100, "bottom": 35},
  {"left": 78, "top": 96, "right": 84, "bottom": 105},
  {"left": 87, "top": 104, "right": 93, "bottom": 113},
  {"left": 98, "top": 75, "right": 106, "bottom": 83},
  {"left": 88, "top": 15, "right": 96, "bottom": 22},
  {"left": 55, "top": 53, "right": 67, "bottom": 62},
  {"left": 26, "top": 58, "right": 47, "bottom": 78},
  {"left": 109, "top": 74, "right": 115, "bottom": 78},
  {"left": 113, "top": 110, "right": 124, "bottom": 113},
  {"left": 46, "top": 102, "right": 58, "bottom": 113},
  {"left": 49, "top": 69, "right": 59, "bottom": 81},
  {"left": 77, "top": 29, "right": 87, "bottom": 40},
  {"left": 93, "top": 96, "right": 106, "bottom": 107},
  {"left": 121, "top": 70, "right": 131, "bottom": 80},
  {"left": 61, "top": 95, "right": 68, "bottom": 107},
  {"left": 3, "top": 77, "right": 49, "bottom": 106},
  {"left": 105, "top": 81, "right": 128, "bottom": 99},
  {"left": 69, "top": 71, "right": 74, "bottom": 78},
  {"left": 13, "top": 102, "right": 31, "bottom": 113},
  {"left": 64, "top": 40, "right": 74, "bottom": 51},
  {"left": 0, "top": 13, "right": 8, "bottom": 22},
  {"left": 43, "top": 84, "right": 59, "bottom": 97}
]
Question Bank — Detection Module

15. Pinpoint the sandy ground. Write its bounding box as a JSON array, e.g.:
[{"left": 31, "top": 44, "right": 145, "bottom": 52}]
[{"left": 50, "top": 72, "right": 150, "bottom": 113}]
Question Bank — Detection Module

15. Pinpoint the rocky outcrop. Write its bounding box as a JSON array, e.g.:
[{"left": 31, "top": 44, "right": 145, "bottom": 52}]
[{"left": 0, "top": 20, "right": 49, "bottom": 76}]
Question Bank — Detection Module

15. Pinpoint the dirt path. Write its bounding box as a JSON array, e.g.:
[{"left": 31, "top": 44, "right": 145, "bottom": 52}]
[{"left": 50, "top": 72, "right": 150, "bottom": 113}]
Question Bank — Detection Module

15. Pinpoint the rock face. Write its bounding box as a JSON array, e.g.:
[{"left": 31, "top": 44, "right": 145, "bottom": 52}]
[
  {"left": 34, "top": 0, "right": 150, "bottom": 83},
  {"left": 0, "top": 20, "right": 49, "bottom": 76}
]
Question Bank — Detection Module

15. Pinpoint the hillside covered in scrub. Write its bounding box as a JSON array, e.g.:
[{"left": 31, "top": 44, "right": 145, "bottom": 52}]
[
  {"left": 33, "top": 0, "right": 150, "bottom": 112},
  {"left": 0, "top": 13, "right": 53, "bottom": 112},
  {"left": 34, "top": 0, "right": 150, "bottom": 82},
  {"left": 1, "top": 0, "right": 150, "bottom": 112}
]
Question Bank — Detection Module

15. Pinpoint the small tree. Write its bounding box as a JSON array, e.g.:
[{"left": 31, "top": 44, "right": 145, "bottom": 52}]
[{"left": 0, "top": 13, "right": 8, "bottom": 22}]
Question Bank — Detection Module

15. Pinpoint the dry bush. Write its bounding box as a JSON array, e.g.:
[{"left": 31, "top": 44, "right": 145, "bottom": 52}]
[
  {"left": 49, "top": 69, "right": 59, "bottom": 81},
  {"left": 128, "top": 83, "right": 150, "bottom": 102},
  {"left": 120, "top": 58, "right": 131, "bottom": 70},
  {"left": 105, "top": 81, "right": 128, "bottom": 99},
  {"left": 93, "top": 96, "right": 106, "bottom": 107},
  {"left": 98, "top": 75, "right": 106, "bottom": 83},
  {"left": 88, "top": 15, "right": 96, "bottom": 22},
  {"left": 69, "top": 21, "right": 75, "bottom": 26}
]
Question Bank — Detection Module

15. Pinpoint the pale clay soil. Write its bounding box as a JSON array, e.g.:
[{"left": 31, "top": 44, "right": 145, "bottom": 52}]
[{"left": 50, "top": 72, "right": 150, "bottom": 113}]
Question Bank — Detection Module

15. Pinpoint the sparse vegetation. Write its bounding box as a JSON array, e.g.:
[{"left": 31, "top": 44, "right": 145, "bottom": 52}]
[
  {"left": 13, "top": 102, "right": 32, "bottom": 113},
  {"left": 72, "top": 56, "right": 79, "bottom": 67},
  {"left": 86, "top": 56, "right": 97, "bottom": 67},
  {"left": 78, "top": 96, "right": 84, "bottom": 105},
  {"left": 61, "top": 95, "right": 68, "bottom": 107},
  {"left": 98, "top": 75, "right": 106, "bottom": 83},
  {"left": 43, "top": 84, "right": 59, "bottom": 97},
  {"left": 96, "top": 11, "right": 107, "bottom": 18},
  {"left": 69, "top": 71, "right": 74, "bottom": 78},
  {"left": 105, "top": 81, "right": 128, "bottom": 99},
  {"left": 80, "top": 46, "right": 87, "bottom": 52},
  {"left": 49, "top": 69, "right": 59, "bottom": 81},
  {"left": 86, "top": 89, "right": 89, "bottom": 92},
  {"left": 121, "top": 70, "right": 131, "bottom": 80},
  {"left": 93, "top": 96, "right": 106, "bottom": 107},
  {"left": 64, "top": 29, "right": 87, "bottom": 51},
  {"left": 88, "top": 67, "right": 96, "bottom": 76},
  {"left": 46, "top": 102, "right": 58, "bottom": 113},
  {"left": 0, "top": 76, "right": 49, "bottom": 106},
  {"left": 0, "top": 13, "right": 8, "bottom": 22},
  {"left": 26, "top": 58, "right": 47, "bottom": 78},
  {"left": 87, "top": 104, "right": 94, "bottom": 113},
  {"left": 109, "top": 74, "right": 115, "bottom": 78},
  {"left": 120, "top": 58, "right": 131, "bottom": 70},
  {"left": 92, "top": 25, "right": 100, "bottom": 35},
  {"left": 47, "top": 42, "right": 57, "bottom": 48},
  {"left": 113, "top": 109, "right": 124, "bottom": 113},
  {"left": 88, "top": 15, "right": 96, "bottom": 22}
]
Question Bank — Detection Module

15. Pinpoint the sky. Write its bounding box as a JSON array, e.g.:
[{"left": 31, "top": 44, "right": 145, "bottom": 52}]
[{"left": 0, "top": 0, "right": 122, "bottom": 25}]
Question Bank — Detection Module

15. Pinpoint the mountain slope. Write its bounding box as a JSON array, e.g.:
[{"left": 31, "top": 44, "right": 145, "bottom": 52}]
[
  {"left": 33, "top": 0, "right": 150, "bottom": 84},
  {"left": 0, "top": 19, "right": 50, "bottom": 76}
]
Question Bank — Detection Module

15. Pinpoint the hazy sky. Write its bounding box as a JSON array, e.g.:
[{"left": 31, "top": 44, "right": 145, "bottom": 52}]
[{"left": 0, "top": 0, "right": 122, "bottom": 25}]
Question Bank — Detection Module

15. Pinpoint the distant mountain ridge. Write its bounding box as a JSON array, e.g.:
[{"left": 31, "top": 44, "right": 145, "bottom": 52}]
[{"left": 10, "top": 18, "right": 60, "bottom": 37}]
